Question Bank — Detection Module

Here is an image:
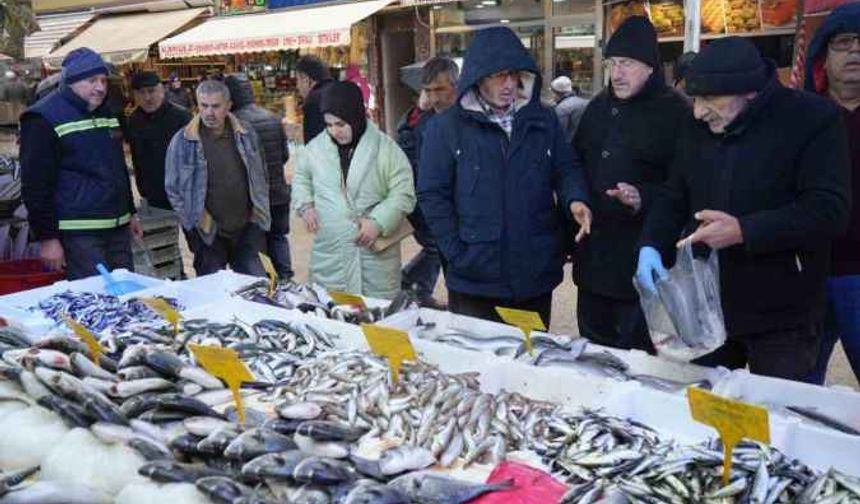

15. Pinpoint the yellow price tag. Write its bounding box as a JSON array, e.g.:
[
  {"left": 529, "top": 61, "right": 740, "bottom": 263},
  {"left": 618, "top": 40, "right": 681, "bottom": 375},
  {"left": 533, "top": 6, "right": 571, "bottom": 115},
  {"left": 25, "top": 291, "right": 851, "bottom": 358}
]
[
  {"left": 62, "top": 315, "right": 104, "bottom": 365},
  {"left": 330, "top": 291, "right": 367, "bottom": 309},
  {"left": 495, "top": 307, "right": 546, "bottom": 356},
  {"left": 140, "top": 297, "right": 182, "bottom": 335},
  {"left": 688, "top": 387, "right": 770, "bottom": 484},
  {"left": 258, "top": 252, "right": 278, "bottom": 297},
  {"left": 189, "top": 344, "right": 254, "bottom": 424},
  {"left": 361, "top": 324, "right": 416, "bottom": 383}
]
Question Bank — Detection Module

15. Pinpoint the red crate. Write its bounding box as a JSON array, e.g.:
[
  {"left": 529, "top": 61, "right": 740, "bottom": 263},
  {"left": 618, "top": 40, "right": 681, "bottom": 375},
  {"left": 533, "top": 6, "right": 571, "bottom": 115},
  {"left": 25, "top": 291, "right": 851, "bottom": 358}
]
[{"left": 0, "top": 259, "right": 65, "bottom": 295}]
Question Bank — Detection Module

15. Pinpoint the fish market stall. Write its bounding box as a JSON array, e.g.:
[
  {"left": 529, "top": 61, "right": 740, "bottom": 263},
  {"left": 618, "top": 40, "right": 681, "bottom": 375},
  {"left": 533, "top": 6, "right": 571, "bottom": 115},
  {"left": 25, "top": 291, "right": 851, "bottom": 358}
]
[{"left": 0, "top": 270, "right": 859, "bottom": 503}]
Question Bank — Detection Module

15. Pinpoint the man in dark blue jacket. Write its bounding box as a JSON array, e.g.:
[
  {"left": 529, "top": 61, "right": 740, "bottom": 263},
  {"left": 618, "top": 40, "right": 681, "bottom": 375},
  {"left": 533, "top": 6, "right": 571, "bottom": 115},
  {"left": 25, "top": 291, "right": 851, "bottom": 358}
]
[
  {"left": 418, "top": 27, "right": 591, "bottom": 325},
  {"left": 21, "top": 48, "right": 142, "bottom": 280}
]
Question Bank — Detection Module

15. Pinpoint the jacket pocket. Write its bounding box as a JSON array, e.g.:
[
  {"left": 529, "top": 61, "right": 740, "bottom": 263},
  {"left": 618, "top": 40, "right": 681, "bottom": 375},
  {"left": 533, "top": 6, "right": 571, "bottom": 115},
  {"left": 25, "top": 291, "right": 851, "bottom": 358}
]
[{"left": 452, "top": 220, "right": 502, "bottom": 283}]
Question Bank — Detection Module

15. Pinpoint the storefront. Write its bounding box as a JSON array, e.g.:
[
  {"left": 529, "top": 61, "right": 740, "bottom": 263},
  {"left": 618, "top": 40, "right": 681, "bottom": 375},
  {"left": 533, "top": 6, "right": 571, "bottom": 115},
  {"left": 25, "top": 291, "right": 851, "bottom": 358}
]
[
  {"left": 417, "top": 0, "right": 599, "bottom": 96},
  {"left": 158, "top": 0, "right": 391, "bottom": 126}
]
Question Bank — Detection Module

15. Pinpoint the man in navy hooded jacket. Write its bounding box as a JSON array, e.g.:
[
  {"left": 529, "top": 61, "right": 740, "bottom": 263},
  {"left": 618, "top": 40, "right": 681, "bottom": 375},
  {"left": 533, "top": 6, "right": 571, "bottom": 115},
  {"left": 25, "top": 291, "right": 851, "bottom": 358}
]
[
  {"left": 804, "top": 3, "right": 860, "bottom": 384},
  {"left": 418, "top": 27, "right": 591, "bottom": 325},
  {"left": 21, "top": 48, "right": 143, "bottom": 280}
]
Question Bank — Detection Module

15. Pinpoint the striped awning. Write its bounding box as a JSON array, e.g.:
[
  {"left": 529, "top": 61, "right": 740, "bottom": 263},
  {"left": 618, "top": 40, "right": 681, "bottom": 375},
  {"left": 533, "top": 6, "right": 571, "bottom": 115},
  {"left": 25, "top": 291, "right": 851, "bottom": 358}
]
[{"left": 24, "top": 11, "right": 94, "bottom": 59}]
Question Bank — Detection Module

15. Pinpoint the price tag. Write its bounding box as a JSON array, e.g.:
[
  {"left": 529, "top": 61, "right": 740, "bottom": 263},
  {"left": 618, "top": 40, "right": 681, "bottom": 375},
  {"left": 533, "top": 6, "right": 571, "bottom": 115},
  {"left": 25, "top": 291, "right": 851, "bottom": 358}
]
[
  {"left": 330, "top": 290, "right": 367, "bottom": 309},
  {"left": 258, "top": 252, "right": 278, "bottom": 297},
  {"left": 688, "top": 387, "right": 770, "bottom": 484},
  {"left": 62, "top": 315, "right": 104, "bottom": 365},
  {"left": 361, "top": 324, "right": 416, "bottom": 383},
  {"left": 189, "top": 344, "right": 254, "bottom": 424},
  {"left": 140, "top": 297, "right": 181, "bottom": 335},
  {"left": 495, "top": 307, "right": 546, "bottom": 356}
]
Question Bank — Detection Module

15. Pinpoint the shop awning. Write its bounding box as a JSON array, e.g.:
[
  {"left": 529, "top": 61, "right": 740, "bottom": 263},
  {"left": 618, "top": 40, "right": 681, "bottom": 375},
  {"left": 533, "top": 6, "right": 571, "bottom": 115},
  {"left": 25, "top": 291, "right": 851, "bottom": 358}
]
[
  {"left": 158, "top": 0, "right": 393, "bottom": 59},
  {"left": 46, "top": 8, "right": 206, "bottom": 66},
  {"left": 24, "top": 11, "right": 94, "bottom": 59}
]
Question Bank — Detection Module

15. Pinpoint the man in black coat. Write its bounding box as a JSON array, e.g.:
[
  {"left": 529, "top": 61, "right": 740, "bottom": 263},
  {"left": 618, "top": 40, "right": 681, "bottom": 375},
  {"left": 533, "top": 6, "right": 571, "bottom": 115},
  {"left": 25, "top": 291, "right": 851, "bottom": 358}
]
[
  {"left": 636, "top": 37, "right": 851, "bottom": 381},
  {"left": 295, "top": 56, "right": 334, "bottom": 144},
  {"left": 126, "top": 71, "right": 192, "bottom": 211},
  {"left": 226, "top": 73, "right": 293, "bottom": 279},
  {"left": 572, "top": 16, "right": 690, "bottom": 352}
]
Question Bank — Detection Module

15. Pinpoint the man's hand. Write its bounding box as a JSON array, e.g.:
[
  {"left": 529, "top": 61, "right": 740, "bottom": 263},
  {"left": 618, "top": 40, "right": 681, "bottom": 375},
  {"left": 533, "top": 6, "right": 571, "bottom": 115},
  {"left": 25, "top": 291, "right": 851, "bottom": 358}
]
[
  {"left": 40, "top": 239, "right": 65, "bottom": 271},
  {"left": 129, "top": 216, "right": 144, "bottom": 241},
  {"left": 355, "top": 218, "right": 380, "bottom": 248},
  {"left": 676, "top": 210, "right": 744, "bottom": 250},
  {"left": 301, "top": 207, "right": 320, "bottom": 233},
  {"left": 606, "top": 182, "right": 642, "bottom": 213},
  {"left": 570, "top": 201, "right": 592, "bottom": 243}
]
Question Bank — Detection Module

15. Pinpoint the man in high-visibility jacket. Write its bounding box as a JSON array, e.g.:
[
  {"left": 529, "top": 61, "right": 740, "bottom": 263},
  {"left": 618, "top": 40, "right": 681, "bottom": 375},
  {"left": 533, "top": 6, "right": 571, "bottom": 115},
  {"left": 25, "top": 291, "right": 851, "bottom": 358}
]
[{"left": 21, "top": 48, "right": 143, "bottom": 280}]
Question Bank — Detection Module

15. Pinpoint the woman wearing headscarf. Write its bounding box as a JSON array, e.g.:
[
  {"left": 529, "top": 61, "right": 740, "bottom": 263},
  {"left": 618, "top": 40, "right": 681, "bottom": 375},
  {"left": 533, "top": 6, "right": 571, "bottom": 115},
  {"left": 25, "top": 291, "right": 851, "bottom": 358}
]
[{"left": 292, "top": 81, "right": 416, "bottom": 299}]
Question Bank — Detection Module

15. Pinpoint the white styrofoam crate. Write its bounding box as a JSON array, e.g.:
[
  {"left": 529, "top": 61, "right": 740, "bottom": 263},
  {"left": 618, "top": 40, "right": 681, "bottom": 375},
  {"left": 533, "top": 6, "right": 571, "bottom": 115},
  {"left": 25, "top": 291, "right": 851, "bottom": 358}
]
[
  {"left": 713, "top": 370, "right": 860, "bottom": 437},
  {"left": 179, "top": 270, "right": 262, "bottom": 298},
  {"left": 122, "top": 282, "right": 229, "bottom": 314},
  {"left": 380, "top": 307, "right": 722, "bottom": 389},
  {"left": 0, "top": 269, "right": 163, "bottom": 311}
]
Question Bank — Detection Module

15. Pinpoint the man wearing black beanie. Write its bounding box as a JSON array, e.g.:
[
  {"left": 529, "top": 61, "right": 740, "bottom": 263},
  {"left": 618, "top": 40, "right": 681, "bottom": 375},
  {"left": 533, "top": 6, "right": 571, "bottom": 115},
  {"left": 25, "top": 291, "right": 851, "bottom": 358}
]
[
  {"left": 637, "top": 37, "right": 852, "bottom": 382},
  {"left": 572, "top": 16, "right": 689, "bottom": 352}
]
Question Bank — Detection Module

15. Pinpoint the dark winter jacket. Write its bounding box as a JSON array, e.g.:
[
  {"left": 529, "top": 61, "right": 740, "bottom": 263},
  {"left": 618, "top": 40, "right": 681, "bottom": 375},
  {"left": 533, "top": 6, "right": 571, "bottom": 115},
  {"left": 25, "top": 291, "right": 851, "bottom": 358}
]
[
  {"left": 396, "top": 106, "right": 434, "bottom": 233},
  {"left": 126, "top": 101, "right": 192, "bottom": 210},
  {"left": 573, "top": 72, "right": 690, "bottom": 299},
  {"left": 21, "top": 85, "right": 135, "bottom": 240},
  {"left": 641, "top": 65, "right": 851, "bottom": 336},
  {"left": 417, "top": 27, "right": 589, "bottom": 301},
  {"left": 228, "top": 75, "right": 291, "bottom": 206},
  {"left": 804, "top": 2, "right": 860, "bottom": 276},
  {"left": 303, "top": 79, "right": 334, "bottom": 144}
]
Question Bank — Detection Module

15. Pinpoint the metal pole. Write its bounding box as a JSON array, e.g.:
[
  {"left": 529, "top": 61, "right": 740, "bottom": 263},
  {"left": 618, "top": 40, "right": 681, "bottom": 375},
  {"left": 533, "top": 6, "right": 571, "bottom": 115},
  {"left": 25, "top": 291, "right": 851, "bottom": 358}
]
[{"left": 684, "top": 0, "right": 701, "bottom": 52}]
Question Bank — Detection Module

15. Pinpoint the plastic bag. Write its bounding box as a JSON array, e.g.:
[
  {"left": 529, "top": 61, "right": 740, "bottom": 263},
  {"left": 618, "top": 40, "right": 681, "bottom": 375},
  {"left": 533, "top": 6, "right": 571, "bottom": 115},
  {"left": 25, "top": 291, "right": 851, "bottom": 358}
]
[{"left": 634, "top": 243, "right": 726, "bottom": 362}]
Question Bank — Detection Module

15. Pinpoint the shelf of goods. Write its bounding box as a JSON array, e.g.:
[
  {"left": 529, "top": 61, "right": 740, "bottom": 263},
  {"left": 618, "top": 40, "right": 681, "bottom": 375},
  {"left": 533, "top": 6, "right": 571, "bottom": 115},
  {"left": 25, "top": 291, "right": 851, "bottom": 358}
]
[{"left": 0, "top": 270, "right": 857, "bottom": 503}]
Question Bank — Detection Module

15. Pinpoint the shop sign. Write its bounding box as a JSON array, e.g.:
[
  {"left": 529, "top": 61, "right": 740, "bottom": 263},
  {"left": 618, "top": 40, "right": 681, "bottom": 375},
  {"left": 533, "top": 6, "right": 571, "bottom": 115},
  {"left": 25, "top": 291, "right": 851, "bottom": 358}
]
[{"left": 160, "top": 28, "right": 348, "bottom": 58}]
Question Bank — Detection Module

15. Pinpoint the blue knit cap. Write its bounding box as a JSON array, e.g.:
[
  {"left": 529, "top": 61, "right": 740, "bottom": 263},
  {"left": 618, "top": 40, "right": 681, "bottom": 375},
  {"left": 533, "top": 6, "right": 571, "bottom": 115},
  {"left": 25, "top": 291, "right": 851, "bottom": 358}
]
[{"left": 61, "top": 47, "right": 108, "bottom": 85}]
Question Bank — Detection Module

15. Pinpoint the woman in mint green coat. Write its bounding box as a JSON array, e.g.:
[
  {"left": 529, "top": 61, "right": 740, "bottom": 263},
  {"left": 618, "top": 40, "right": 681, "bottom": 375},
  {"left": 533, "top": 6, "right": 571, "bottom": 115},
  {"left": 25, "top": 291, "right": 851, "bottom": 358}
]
[{"left": 292, "top": 81, "right": 416, "bottom": 300}]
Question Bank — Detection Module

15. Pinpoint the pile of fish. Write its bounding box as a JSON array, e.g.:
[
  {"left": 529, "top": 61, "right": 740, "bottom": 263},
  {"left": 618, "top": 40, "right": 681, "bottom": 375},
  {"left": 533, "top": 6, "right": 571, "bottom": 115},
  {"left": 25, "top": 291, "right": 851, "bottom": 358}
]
[
  {"left": 235, "top": 280, "right": 416, "bottom": 325},
  {"left": 422, "top": 327, "right": 712, "bottom": 393},
  {"left": 33, "top": 291, "right": 181, "bottom": 334},
  {"left": 270, "top": 350, "right": 568, "bottom": 468},
  {"left": 543, "top": 411, "right": 860, "bottom": 503},
  {"left": 177, "top": 318, "right": 338, "bottom": 384},
  {"left": 0, "top": 327, "right": 521, "bottom": 503}
]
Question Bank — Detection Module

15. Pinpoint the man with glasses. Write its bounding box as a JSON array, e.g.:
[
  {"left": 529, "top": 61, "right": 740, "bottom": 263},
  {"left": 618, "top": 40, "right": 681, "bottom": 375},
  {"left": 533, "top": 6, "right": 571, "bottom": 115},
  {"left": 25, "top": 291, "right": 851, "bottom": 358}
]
[
  {"left": 418, "top": 27, "right": 591, "bottom": 325},
  {"left": 803, "top": 3, "right": 860, "bottom": 385},
  {"left": 636, "top": 37, "right": 850, "bottom": 381},
  {"left": 572, "top": 16, "right": 689, "bottom": 352}
]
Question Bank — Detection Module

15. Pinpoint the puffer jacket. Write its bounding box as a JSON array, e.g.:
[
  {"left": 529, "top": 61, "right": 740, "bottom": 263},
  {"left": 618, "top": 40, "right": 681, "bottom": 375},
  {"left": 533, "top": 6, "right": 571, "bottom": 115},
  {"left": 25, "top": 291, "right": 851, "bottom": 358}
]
[
  {"left": 418, "top": 27, "right": 589, "bottom": 301},
  {"left": 165, "top": 114, "right": 271, "bottom": 245},
  {"left": 226, "top": 74, "right": 291, "bottom": 206}
]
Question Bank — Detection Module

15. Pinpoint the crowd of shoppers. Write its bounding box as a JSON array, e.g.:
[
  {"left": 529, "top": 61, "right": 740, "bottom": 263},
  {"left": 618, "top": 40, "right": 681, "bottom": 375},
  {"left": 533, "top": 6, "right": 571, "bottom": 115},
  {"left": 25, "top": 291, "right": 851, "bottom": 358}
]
[{"left": 18, "top": 9, "right": 860, "bottom": 384}]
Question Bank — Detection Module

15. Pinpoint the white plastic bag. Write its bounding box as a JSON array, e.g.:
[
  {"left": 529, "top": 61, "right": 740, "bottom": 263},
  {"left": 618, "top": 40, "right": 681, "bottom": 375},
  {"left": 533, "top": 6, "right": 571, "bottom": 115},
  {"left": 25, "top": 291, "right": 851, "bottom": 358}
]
[{"left": 634, "top": 244, "right": 727, "bottom": 362}]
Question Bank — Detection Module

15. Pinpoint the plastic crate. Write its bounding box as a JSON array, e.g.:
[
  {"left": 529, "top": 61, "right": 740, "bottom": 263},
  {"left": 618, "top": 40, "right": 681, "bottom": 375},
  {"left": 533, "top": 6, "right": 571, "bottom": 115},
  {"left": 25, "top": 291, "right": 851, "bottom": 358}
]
[{"left": 0, "top": 259, "right": 65, "bottom": 295}]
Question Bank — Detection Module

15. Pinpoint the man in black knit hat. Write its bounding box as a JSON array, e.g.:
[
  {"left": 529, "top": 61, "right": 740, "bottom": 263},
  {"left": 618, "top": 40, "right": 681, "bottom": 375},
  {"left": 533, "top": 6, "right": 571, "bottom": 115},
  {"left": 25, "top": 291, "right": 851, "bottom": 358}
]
[
  {"left": 636, "top": 37, "right": 851, "bottom": 381},
  {"left": 572, "top": 16, "right": 689, "bottom": 352}
]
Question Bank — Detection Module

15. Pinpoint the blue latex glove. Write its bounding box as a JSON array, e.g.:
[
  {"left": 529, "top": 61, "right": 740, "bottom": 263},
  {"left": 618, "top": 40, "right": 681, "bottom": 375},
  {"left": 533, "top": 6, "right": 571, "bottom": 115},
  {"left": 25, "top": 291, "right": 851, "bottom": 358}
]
[{"left": 636, "top": 246, "right": 669, "bottom": 294}]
